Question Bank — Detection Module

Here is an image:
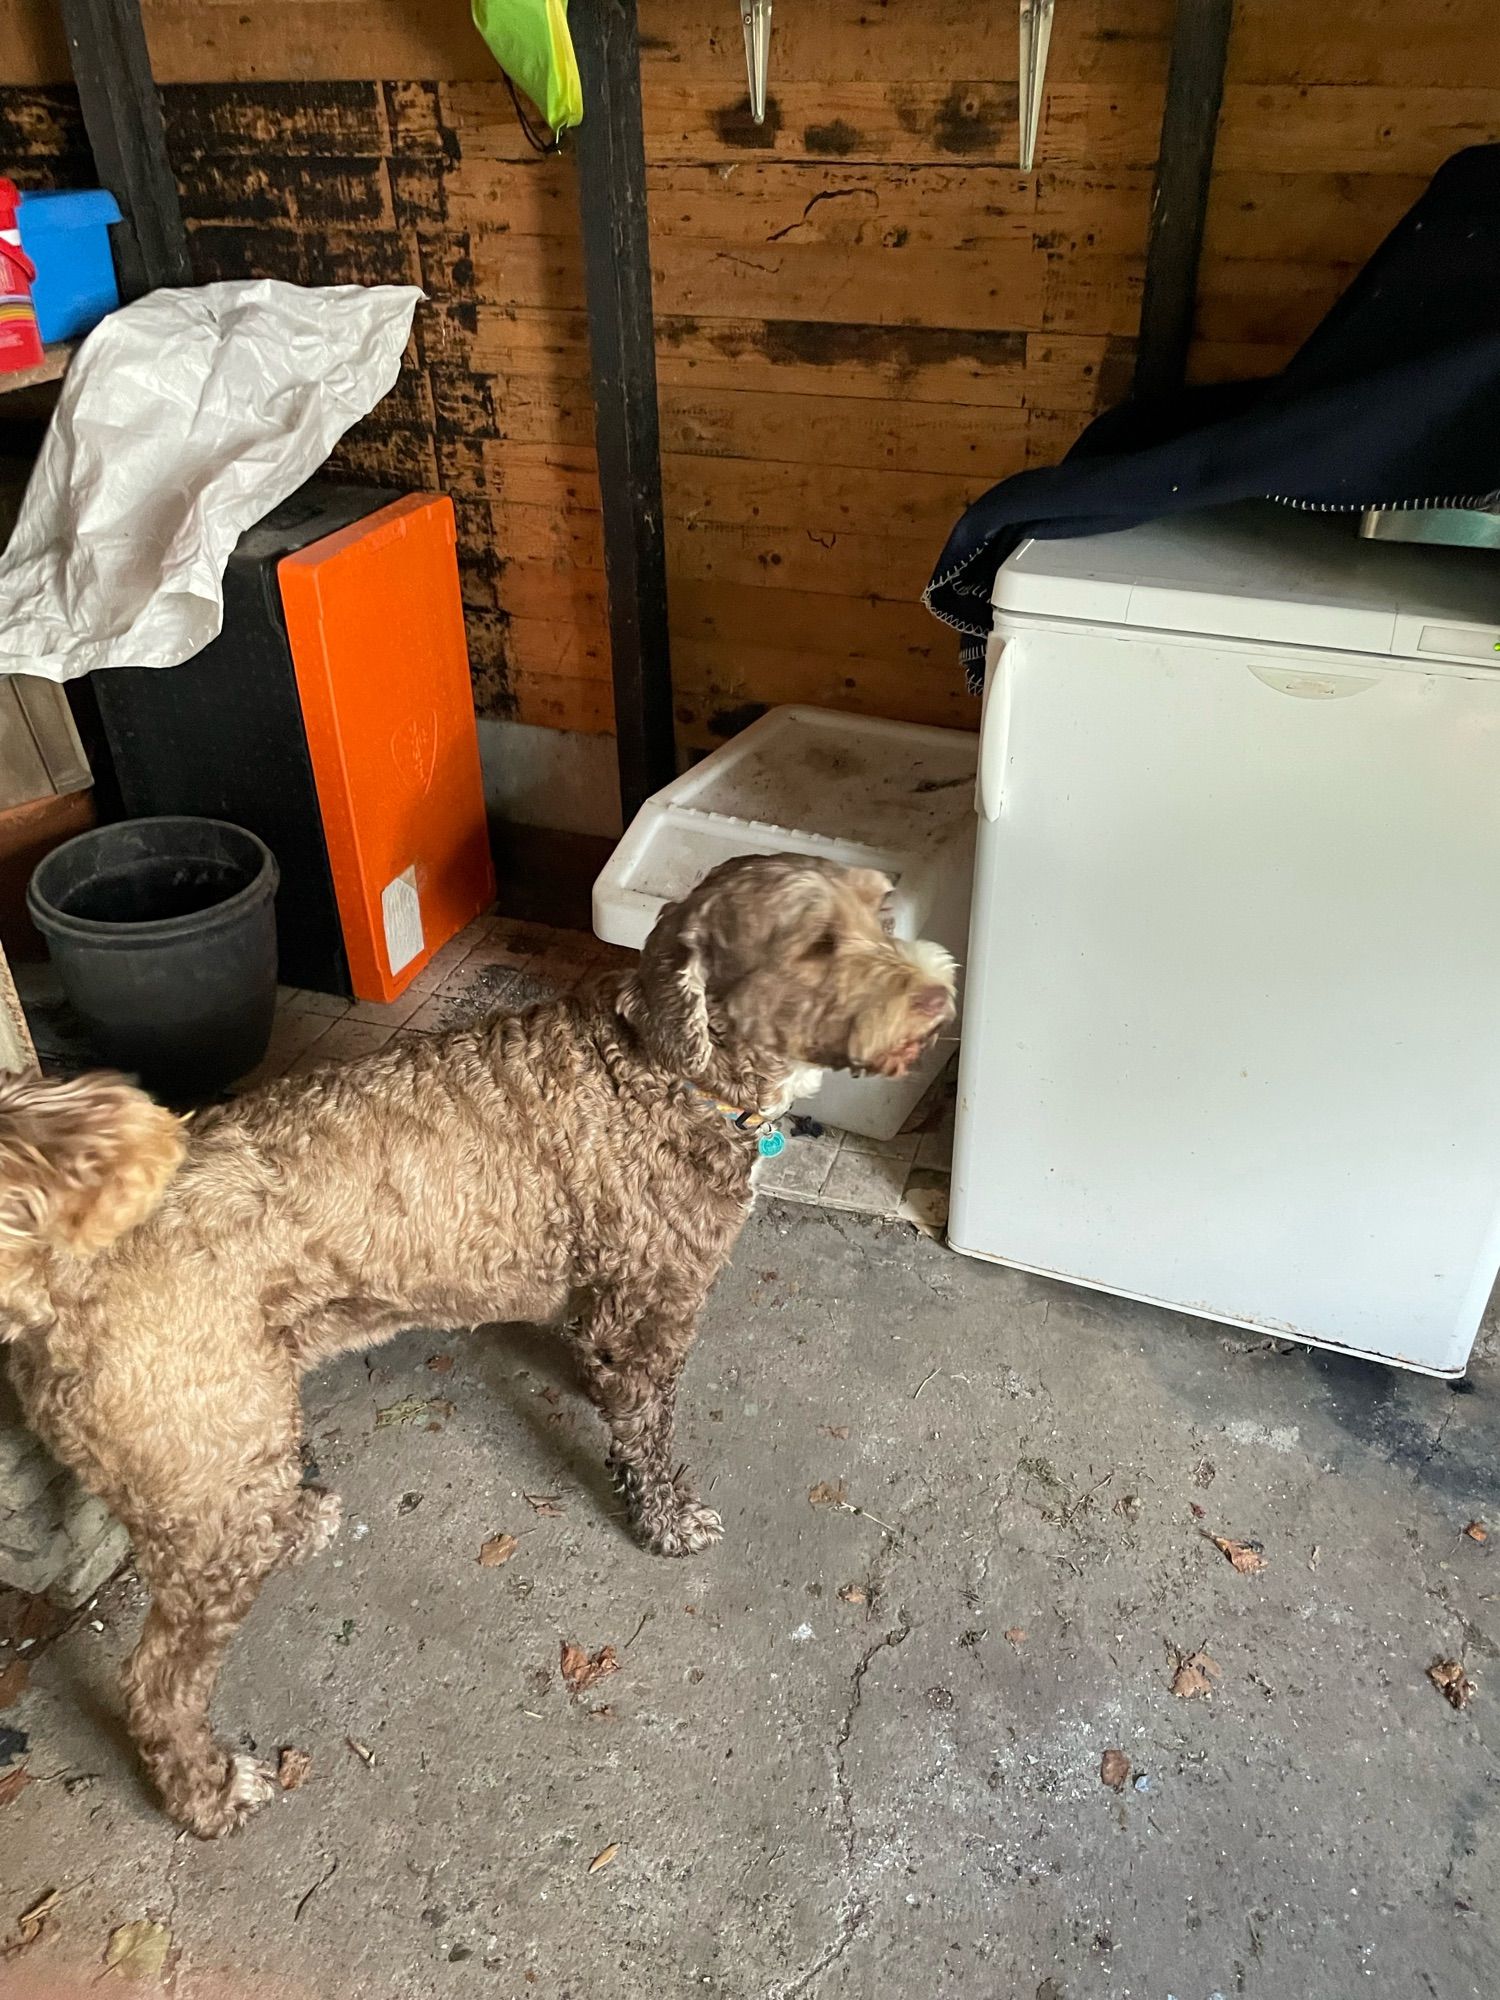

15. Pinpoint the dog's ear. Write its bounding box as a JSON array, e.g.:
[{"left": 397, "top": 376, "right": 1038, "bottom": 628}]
[
  {"left": 847, "top": 868, "right": 897, "bottom": 925},
  {"left": 0, "top": 1069, "right": 185, "bottom": 1264},
  {"left": 846, "top": 943, "right": 956, "bottom": 1077},
  {"left": 621, "top": 899, "right": 714, "bottom": 1076}
]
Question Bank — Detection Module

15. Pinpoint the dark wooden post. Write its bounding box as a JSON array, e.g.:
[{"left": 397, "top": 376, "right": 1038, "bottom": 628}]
[
  {"left": 58, "top": 0, "right": 192, "bottom": 298},
  {"left": 571, "top": 0, "right": 676, "bottom": 824},
  {"left": 1134, "top": 0, "right": 1234, "bottom": 401},
  {"left": 54, "top": 0, "right": 193, "bottom": 814}
]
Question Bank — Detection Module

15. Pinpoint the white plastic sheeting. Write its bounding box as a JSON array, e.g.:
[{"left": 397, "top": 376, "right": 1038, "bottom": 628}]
[{"left": 0, "top": 279, "right": 422, "bottom": 681}]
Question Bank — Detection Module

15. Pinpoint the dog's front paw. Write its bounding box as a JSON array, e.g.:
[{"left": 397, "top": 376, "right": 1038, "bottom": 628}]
[
  {"left": 226, "top": 1752, "right": 278, "bottom": 1818},
  {"left": 286, "top": 1488, "right": 343, "bottom": 1565},
  {"left": 175, "top": 1752, "right": 277, "bottom": 1839},
  {"left": 643, "top": 1495, "right": 723, "bottom": 1559}
]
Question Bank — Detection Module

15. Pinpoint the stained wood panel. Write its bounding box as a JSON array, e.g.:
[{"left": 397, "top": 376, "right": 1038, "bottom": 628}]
[
  {"left": 637, "top": 0, "right": 1173, "bottom": 88},
  {"left": 664, "top": 519, "right": 938, "bottom": 605},
  {"left": 1226, "top": 2, "right": 1500, "bottom": 90},
  {"left": 0, "top": 0, "right": 1176, "bottom": 90},
  {"left": 1201, "top": 171, "right": 1428, "bottom": 267},
  {"left": 659, "top": 451, "right": 1001, "bottom": 546},
  {"left": 624, "top": 1, "right": 1168, "bottom": 740},
  {"left": 3, "top": 0, "right": 1491, "bottom": 747},
  {"left": 435, "top": 305, "right": 1124, "bottom": 414},
  {"left": 671, "top": 636, "right": 978, "bottom": 737},
  {"left": 1216, "top": 86, "right": 1500, "bottom": 176},
  {"left": 638, "top": 80, "right": 1165, "bottom": 171},
  {"left": 0, "top": 0, "right": 491, "bottom": 88},
  {"left": 1194, "top": 5, "right": 1500, "bottom": 380},
  {"left": 0, "top": 4, "right": 1165, "bottom": 742},
  {"left": 496, "top": 502, "right": 934, "bottom": 606},
  {"left": 663, "top": 385, "right": 1021, "bottom": 480}
]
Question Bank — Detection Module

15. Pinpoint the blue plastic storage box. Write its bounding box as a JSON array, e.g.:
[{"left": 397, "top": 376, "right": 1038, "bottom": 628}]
[{"left": 17, "top": 190, "right": 122, "bottom": 344}]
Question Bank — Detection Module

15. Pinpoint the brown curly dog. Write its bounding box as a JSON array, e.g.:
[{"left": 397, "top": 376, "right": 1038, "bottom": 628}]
[{"left": 0, "top": 855, "right": 955, "bottom": 1838}]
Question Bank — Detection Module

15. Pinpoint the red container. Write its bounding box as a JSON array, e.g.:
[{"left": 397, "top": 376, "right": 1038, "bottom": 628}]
[{"left": 0, "top": 178, "right": 44, "bottom": 372}]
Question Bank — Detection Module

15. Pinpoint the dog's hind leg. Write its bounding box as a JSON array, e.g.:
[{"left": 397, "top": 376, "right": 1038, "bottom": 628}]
[
  {"left": 573, "top": 1296, "right": 722, "bottom": 1558},
  {"left": 121, "top": 1471, "right": 311, "bottom": 1838}
]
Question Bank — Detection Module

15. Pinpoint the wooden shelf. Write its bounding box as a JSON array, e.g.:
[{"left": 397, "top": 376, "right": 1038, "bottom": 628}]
[{"left": 0, "top": 344, "right": 75, "bottom": 396}]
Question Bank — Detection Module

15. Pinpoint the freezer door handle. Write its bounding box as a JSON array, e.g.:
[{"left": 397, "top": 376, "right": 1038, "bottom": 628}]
[
  {"left": 1248, "top": 664, "right": 1380, "bottom": 700},
  {"left": 977, "top": 640, "right": 1014, "bottom": 823}
]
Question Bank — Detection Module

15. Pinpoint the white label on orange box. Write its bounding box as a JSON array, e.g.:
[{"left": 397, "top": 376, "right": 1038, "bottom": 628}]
[{"left": 381, "top": 866, "right": 424, "bottom": 975}]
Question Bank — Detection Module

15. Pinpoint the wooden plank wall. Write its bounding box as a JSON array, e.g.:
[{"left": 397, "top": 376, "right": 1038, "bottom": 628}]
[
  {"left": 621, "top": 0, "right": 1172, "bottom": 749},
  {"left": 0, "top": 0, "right": 1497, "bottom": 754},
  {"left": 1195, "top": 1, "right": 1500, "bottom": 381}
]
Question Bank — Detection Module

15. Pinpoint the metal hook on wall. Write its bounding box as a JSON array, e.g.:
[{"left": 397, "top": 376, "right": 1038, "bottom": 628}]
[
  {"left": 732, "top": 2, "right": 1045, "bottom": 154},
  {"left": 742, "top": 1, "right": 772, "bottom": 125},
  {"left": 1019, "top": 0, "right": 1054, "bottom": 171}
]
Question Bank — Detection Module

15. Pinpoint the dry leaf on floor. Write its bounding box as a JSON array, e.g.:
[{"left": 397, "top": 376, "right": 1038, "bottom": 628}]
[
  {"left": 0, "top": 1660, "right": 27, "bottom": 1709},
  {"left": 587, "top": 1842, "right": 619, "bottom": 1875},
  {"left": 375, "top": 1395, "right": 452, "bottom": 1429},
  {"left": 838, "top": 1584, "right": 867, "bottom": 1606},
  {"left": 524, "top": 1493, "right": 564, "bottom": 1518},
  {"left": 1465, "top": 1521, "right": 1488, "bottom": 1544},
  {"left": 374, "top": 1395, "right": 426, "bottom": 1428},
  {"left": 102, "top": 1918, "right": 172, "bottom": 1983},
  {"left": 5, "top": 1885, "right": 62, "bottom": 1956},
  {"left": 1004, "top": 1627, "right": 1028, "bottom": 1646},
  {"left": 1100, "top": 1749, "right": 1131, "bottom": 1791},
  {"left": 426, "top": 1353, "right": 455, "bottom": 1374},
  {"left": 479, "top": 1533, "right": 520, "bottom": 1568},
  {"left": 560, "top": 1641, "right": 620, "bottom": 1696},
  {"left": 1170, "top": 1649, "right": 1222, "bottom": 1699},
  {"left": 819, "top": 1425, "right": 851, "bottom": 1440},
  {"left": 808, "top": 1480, "right": 848, "bottom": 1507},
  {"left": 1429, "top": 1659, "right": 1476, "bottom": 1710},
  {"left": 346, "top": 1736, "right": 376, "bottom": 1766},
  {"left": 1208, "top": 1534, "right": 1268, "bottom": 1575},
  {"left": 276, "top": 1746, "right": 312, "bottom": 1791},
  {"left": 0, "top": 1767, "right": 31, "bottom": 1810}
]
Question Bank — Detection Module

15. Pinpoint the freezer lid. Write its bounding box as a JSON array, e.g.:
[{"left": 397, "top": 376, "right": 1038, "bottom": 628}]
[{"left": 992, "top": 502, "right": 1500, "bottom": 663}]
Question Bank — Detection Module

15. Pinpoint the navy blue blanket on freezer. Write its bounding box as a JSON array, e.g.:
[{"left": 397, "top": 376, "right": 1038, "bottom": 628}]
[{"left": 924, "top": 145, "right": 1500, "bottom": 688}]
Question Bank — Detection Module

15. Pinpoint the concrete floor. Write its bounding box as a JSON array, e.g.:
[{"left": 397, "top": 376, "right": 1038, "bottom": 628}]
[{"left": 2, "top": 1202, "right": 1498, "bottom": 2000}]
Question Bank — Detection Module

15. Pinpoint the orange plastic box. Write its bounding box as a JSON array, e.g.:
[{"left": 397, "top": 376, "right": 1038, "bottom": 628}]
[{"left": 278, "top": 494, "right": 494, "bottom": 1003}]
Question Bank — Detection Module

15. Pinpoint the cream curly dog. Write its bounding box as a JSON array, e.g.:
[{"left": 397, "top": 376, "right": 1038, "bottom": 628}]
[{"left": 0, "top": 854, "right": 955, "bottom": 1837}]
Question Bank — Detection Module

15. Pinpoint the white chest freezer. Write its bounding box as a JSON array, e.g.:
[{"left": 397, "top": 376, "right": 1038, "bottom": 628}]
[{"left": 948, "top": 503, "right": 1500, "bottom": 1375}]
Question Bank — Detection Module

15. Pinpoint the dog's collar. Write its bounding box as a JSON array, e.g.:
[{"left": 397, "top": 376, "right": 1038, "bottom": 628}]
[{"left": 684, "top": 1085, "right": 787, "bottom": 1159}]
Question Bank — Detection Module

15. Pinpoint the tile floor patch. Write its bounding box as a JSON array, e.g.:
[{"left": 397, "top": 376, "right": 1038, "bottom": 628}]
[
  {"left": 757, "top": 1062, "right": 955, "bottom": 1227},
  {"left": 820, "top": 1145, "right": 909, "bottom": 1213}
]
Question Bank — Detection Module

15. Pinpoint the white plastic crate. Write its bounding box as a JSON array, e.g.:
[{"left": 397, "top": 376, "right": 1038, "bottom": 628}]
[{"left": 592, "top": 706, "right": 976, "bottom": 1139}]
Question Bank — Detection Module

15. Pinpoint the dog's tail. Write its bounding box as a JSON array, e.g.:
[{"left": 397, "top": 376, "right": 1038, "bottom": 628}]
[{"left": 0, "top": 1069, "right": 185, "bottom": 1334}]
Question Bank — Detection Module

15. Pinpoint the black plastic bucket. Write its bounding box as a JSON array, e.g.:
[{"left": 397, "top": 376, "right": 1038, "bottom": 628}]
[{"left": 27, "top": 816, "right": 279, "bottom": 1100}]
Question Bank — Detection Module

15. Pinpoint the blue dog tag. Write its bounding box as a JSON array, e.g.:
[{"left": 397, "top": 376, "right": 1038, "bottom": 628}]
[{"left": 757, "top": 1128, "right": 786, "bottom": 1159}]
